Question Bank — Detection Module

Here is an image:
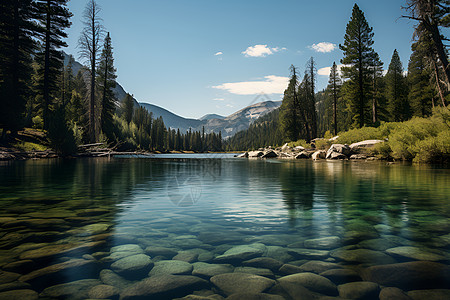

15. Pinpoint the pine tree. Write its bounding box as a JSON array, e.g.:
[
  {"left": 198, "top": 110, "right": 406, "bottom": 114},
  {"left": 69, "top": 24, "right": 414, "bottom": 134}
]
[
  {"left": 305, "top": 57, "right": 318, "bottom": 139},
  {"left": 340, "top": 4, "right": 379, "bottom": 128},
  {"left": 122, "top": 93, "right": 134, "bottom": 124},
  {"left": 0, "top": 0, "right": 37, "bottom": 133},
  {"left": 34, "top": 0, "right": 72, "bottom": 129},
  {"left": 327, "top": 62, "right": 342, "bottom": 135},
  {"left": 404, "top": 0, "right": 450, "bottom": 86},
  {"left": 370, "top": 53, "right": 387, "bottom": 125},
  {"left": 386, "top": 49, "right": 410, "bottom": 121},
  {"left": 279, "top": 65, "right": 301, "bottom": 142},
  {"left": 408, "top": 38, "right": 435, "bottom": 116},
  {"left": 97, "top": 32, "right": 117, "bottom": 141},
  {"left": 78, "top": 0, "right": 104, "bottom": 142}
]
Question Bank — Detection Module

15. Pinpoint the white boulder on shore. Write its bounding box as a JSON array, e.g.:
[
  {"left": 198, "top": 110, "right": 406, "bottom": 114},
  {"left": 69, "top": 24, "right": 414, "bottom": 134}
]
[{"left": 236, "top": 139, "right": 386, "bottom": 161}]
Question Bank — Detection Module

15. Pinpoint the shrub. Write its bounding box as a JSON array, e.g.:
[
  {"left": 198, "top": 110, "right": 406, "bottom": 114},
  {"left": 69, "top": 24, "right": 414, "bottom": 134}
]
[
  {"left": 337, "top": 126, "right": 384, "bottom": 144},
  {"left": 32, "top": 116, "right": 44, "bottom": 129}
]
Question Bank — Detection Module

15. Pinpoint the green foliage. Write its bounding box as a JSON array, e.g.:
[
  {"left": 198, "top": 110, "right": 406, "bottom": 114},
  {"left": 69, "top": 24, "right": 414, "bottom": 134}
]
[
  {"left": 122, "top": 93, "right": 134, "bottom": 124},
  {"left": 337, "top": 127, "right": 384, "bottom": 145},
  {"left": 32, "top": 116, "right": 44, "bottom": 129},
  {"left": 47, "top": 106, "right": 77, "bottom": 156},
  {"left": 13, "top": 141, "right": 48, "bottom": 152},
  {"left": 287, "top": 139, "right": 310, "bottom": 149}
]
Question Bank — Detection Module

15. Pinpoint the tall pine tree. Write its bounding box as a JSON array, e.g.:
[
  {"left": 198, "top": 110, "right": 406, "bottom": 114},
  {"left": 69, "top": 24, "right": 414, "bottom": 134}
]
[
  {"left": 386, "top": 49, "right": 410, "bottom": 121},
  {"left": 34, "top": 0, "right": 72, "bottom": 129},
  {"left": 279, "top": 65, "right": 301, "bottom": 142},
  {"left": 97, "top": 32, "right": 117, "bottom": 141},
  {"left": 327, "top": 62, "right": 342, "bottom": 135},
  {"left": 340, "top": 4, "right": 379, "bottom": 128},
  {"left": 0, "top": 0, "right": 37, "bottom": 133}
]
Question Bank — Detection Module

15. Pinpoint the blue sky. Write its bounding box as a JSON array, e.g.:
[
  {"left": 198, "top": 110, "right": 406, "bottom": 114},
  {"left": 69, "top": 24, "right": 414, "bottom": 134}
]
[{"left": 65, "top": 0, "right": 416, "bottom": 119}]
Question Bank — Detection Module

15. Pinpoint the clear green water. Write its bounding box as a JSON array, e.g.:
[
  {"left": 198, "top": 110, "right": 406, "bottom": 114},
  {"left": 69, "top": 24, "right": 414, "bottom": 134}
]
[{"left": 0, "top": 156, "right": 449, "bottom": 299}]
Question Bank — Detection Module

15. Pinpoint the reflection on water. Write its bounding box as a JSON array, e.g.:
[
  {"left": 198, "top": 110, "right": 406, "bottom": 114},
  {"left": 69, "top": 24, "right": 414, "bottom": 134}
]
[{"left": 0, "top": 157, "right": 449, "bottom": 299}]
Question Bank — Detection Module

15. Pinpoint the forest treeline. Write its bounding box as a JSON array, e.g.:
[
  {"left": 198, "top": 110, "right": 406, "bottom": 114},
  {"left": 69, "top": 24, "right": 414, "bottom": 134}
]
[
  {"left": 227, "top": 2, "right": 450, "bottom": 153},
  {"left": 0, "top": 0, "right": 222, "bottom": 154}
]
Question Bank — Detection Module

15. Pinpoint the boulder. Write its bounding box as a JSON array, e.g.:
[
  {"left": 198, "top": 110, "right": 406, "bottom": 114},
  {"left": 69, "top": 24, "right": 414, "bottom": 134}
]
[
  {"left": 297, "top": 261, "right": 341, "bottom": 274},
  {"left": 281, "top": 143, "right": 290, "bottom": 151},
  {"left": 294, "top": 146, "right": 305, "bottom": 151},
  {"left": 349, "top": 140, "right": 384, "bottom": 152},
  {"left": 295, "top": 151, "right": 311, "bottom": 159},
  {"left": 330, "top": 248, "right": 396, "bottom": 265},
  {"left": 236, "top": 152, "right": 248, "bottom": 158},
  {"left": 326, "top": 144, "right": 351, "bottom": 159},
  {"left": 311, "top": 150, "right": 326, "bottom": 160},
  {"left": 242, "top": 257, "right": 283, "bottom": 271},
  {"left": 337, "top": 281, "right": 380, "bottom": 300},
  {"left": 99, "top": 269, "right": 133, "bottom": 290},
  {"left": 234, "top": 267, "right": 274, "bottom": 278},
  {"left": 120, "top": 275, "right": 209, "bottom": 300},
  {"left": 277, "top": 272, "right": 338, "bottom": 296},
  {"left": 262, "top": 150, "right": 278, "bottom": 158},
  {"left": 320, "top": 268, "right": 362, "bottom": 285},
  {"left": 361, "top": 261, "right": 450, "bottom": 290},
  {"left": 407, "top": 289, "right": 450, "bottom": 300},
  {"left": 303, "top": 236, "right": 341, "bottom": 250},
  {"left": 379, "top": 287, "right": 412, "bottom": 300},
  {"left": 385, "top": 246, "right": 446, "bottom": 262},
  {"left": 214, "top": 244, "right": 266, "bottom": 264},
  {"left": 19, "top": 259, "right": 98, "bottom": 287},
  {"left": 248, "top": 151, "right": 264, "bottom": 158},
  {"left": 350, "top": 154, "right": 368, "bottom": 160},
  {"left": 287, "top": 248, "right": 330, "bottom": 260},
  {"left": 192, "top": 262, "right": 233, "bottom": 279},
  {"left": 110, "top": 254, "right": 153, "bottom": 279},
  {"left": 0, "top": 289, "right": 38, "bottom": 300},
  {"left": 40, "top": 279, "right": 101, "bottom": 300},
  {"left": 210, "top": 273, "right": 275, "bottom": 296},
  {"left": 278, "top": 264, "right": 303, "bottom": 275},
  {"left": 88, "top": 284, "right": 120, "bottom": 299}
]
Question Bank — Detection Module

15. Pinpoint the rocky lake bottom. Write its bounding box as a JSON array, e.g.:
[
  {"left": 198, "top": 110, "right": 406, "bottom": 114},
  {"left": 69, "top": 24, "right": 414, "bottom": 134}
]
[{"left": 0, "top": 156, "right": 449, "bottom": 299}]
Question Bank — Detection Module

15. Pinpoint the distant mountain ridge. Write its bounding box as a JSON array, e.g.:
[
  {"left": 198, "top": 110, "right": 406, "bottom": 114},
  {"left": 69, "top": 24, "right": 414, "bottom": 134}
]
[{"left": 63, "top": 52, "right": 281, "bottom": 139}]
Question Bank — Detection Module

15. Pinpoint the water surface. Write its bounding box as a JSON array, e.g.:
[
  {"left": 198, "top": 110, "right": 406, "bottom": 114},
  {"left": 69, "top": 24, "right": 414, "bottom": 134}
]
[{"left": 0, "top": 156, "right": 449, "bottom": 299}]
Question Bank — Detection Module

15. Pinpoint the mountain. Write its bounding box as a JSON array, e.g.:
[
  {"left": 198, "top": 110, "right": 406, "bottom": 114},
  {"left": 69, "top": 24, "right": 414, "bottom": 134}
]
[
  {"left": 140, "top": 100, "right": 281, "bottom": 139},
  {"left": 63, "top": 51, "right": 281, "bottom": 138},
  {"left": 200, "top": 114, "right": 225, "bottom": 121}
]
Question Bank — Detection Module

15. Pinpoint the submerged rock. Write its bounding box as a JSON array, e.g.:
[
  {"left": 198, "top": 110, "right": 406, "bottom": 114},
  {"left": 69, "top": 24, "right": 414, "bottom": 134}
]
[
  {"left": 234, "top": 266, "right": 274, "bottom": 278},
  {"left": 320, "top": 268, "right": 362, "bottom": 285},
  {"left": 303, "top": 236, "right": 341, "bottom": 250},
  {"left": 214, "top": 243, "right": 265, "bottom": 264},
  {"left": 192, "top": 262, "right": 233, "bottom": 279},
  {"left": 330, "top": 248, "right": 396, "bottom": 265},
  {"left": 210, "top": 273, "right": 275, "bottom": 296},
  {"left": 99, "top": 269, "right": 133, "bottom": 290},
  {"left": 407, "top": 289, "right": 450, "bottom": 300},
  {"left": 120, "top": 275, "right": 209, "bottom": 300},
  {"left": 145, "top": 246, "right": 178, "bottom": 259},
  {"left": 88, "top": 284, "right": 120, "bottom": 299},
  {"left": 337, "top": 281, "right": 380, "bottom": 299},
  {"left": 361, "top": 261, "right": 450, "bottom": 290},
  {"left": 110, "top": 254, "right": 153, "bottom": 279},
  {"left": 242, "top": 257, "right": 283, "bottom": 271},
  {"left": 297, "top": 261, "right": 341, "bottom": 274},
  {"left": 277, "top": 272, "right": 338, "bottom": 296},
  {"left": 0, "top": 289, "right": 38, "bottom": 300},
  {"left": 385, "top": 246, "right": 446, "bottom": 262},
  {"left": 379, "top": 287, "right": 412, "bottom": 300},
  {"left": 19, "top": 259, "right": 98, "bottom": 287},
  {"left": 287, "top": 248, "right": 330, "bottom": 260},
  {"left": 39, "top": 279, "right": 101, "bottom": 300}
]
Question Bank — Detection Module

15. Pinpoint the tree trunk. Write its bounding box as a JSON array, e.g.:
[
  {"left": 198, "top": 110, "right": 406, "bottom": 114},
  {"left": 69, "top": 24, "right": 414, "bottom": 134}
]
[
  {"left": 432, "top": 58, "right": 447, "bottom": 107},
  {"left": 90, "top": 15, "right": 96, "bottom": 143}
]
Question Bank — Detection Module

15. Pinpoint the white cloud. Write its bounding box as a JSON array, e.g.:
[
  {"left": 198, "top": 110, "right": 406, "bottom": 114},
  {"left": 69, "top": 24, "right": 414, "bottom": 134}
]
[
  {"left": 226, "top": 104, "right": 234, "bottom": 108},
  {"left": 310, "top": 42, "right": 337, "bottom": 53},
  {"left": 242, "top": 45, "right": 286, "bottom": 57},
  {"left": 318, "top": 64, "right": 346, "bottom": 76},
  {"left": 213, "top": 98, "right": 225, "bottom": 101},
  {"left": 214, "top": 51, "right": 223, "bottom": 56},
  {"left": 212, "top": 75, "right": 289, "bottom": 95}
]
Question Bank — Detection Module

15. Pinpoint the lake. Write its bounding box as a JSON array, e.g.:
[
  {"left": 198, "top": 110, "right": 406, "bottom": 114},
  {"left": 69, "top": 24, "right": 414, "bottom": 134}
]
[{"left": 0, "top": 155, "right": 449, "bottom": 299}]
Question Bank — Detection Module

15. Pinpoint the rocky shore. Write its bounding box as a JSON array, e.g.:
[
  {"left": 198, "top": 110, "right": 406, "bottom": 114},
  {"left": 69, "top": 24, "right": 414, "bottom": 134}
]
[{"left": 237, "top": 139, "right": 386, "bottom": 161}]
